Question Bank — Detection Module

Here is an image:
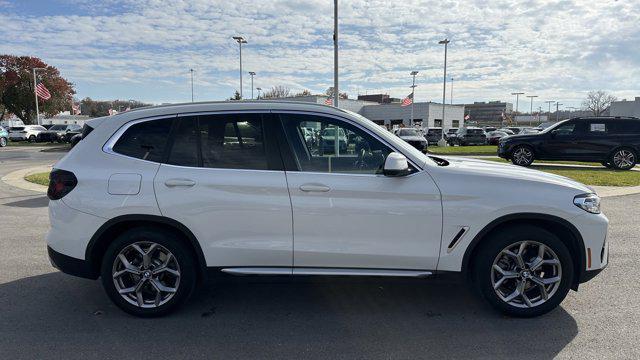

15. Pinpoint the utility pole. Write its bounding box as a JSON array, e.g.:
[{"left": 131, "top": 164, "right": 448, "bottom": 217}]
[
  {"left": 410, "top": 70, "right": 418, "bottom": 127},
  {"left": 545, "top": 100, "right": 554, "bottom": 122},
  {"left": 450, "top": 77, "right": 454, "bottom": 105},
  {"left": 189, "top": 68, "right": 195, "bottom": 102},
  {"left": 333, "top": 0, "right": 339, "bottom": 108},
  {"left": 438, "top": 38, "right": 450, "bottom": 145},
  {"left": 232, "top": 36, "right": 247, "bottom": 99},
  {"left": 526, "top": 95, "right": 538, "bottom": 126}
]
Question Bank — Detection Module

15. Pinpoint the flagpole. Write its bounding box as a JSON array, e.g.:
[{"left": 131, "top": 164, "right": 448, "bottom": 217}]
[
  {"left": 33, "top": 68, "right": 40, "bottom": 125},
  {"left": 410, "top": 71, "right": 417, "bottom": 127},
  {"left": 333, "top": 0, "right": 339, "bottom": 108}
]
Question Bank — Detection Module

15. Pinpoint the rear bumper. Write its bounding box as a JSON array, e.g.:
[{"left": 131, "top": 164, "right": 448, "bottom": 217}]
[{"left": 48, "top": 245, "right": 98, "bottom": 279}]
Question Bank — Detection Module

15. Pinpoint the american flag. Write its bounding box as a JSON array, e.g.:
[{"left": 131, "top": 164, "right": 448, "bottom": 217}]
[
  {"left": 36, "top": 82, "right": 51, "bottom": 100},
  {"left": 324, "top": 97, "right": 333, "bottom": 105},
  {"left": 464, "top": 114, "right": 470, "bottom": 120},
  {"left": 401, "top": 93, "right": 413, "bottom": 106}
]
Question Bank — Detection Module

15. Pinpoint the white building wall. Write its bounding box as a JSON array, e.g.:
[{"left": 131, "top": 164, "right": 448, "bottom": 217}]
[{"left": 610, "top": 97, "right": 640, "bottom": 117}]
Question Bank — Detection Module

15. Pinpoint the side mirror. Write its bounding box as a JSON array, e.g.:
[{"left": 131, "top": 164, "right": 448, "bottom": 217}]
[{"left": 383, "top": 152, "right": 410, "bottom": 177}]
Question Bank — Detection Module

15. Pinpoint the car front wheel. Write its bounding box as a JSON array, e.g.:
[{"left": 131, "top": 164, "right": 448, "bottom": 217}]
[
  {"left": 474, "top": 225, "right": 573, "bottom": 317},
  {"left": 100, "top": 227, "right": 197, "bottom": 317},
  {"left": 610, "top": 148, "right": 636, "bottom": 170},
  {"left": 28, "top": 135, "right": 37, "bottom": 143},
  {"left": 510, "top": 145, "right": 535, "bottom": 166},
  {"left": 0, "top": 137, "right": 6, "bottom": 147}
]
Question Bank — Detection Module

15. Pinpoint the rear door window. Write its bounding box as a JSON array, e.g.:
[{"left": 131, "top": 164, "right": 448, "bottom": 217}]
[{"left": 167, "top": 117, "right": 199, "bottom": 167}]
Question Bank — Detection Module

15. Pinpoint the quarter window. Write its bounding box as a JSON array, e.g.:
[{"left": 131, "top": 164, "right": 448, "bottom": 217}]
[
  {"left": 280, "top": 114, "right": 393, "bottom": 175},
  {"left": 112, "top": 118, "right": 172, "bottom": 162}
]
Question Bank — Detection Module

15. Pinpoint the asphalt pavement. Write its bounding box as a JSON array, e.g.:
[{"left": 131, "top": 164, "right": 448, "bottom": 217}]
[{"left": 0, "top": 147, "right": 639, "bottom": 359}]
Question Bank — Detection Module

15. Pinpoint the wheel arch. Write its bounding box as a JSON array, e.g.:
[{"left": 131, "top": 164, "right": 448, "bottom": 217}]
[
  {"left": 607, "top": 145, "right": 638, "bottom": 160},
  {"left": 461, "top": 213, "right": 585, "bottom": 290},
  {"left": 85, "top": 214, "right": 208, "bottom": 282}
]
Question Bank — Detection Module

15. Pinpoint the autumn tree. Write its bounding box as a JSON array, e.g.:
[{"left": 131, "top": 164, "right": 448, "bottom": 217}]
[
  {"left": 229, "top": 90, "right": 241, "bottom": 101},
  {"left": 0, "top": 55, "right": 75, "bottom": 124},
  {"left": 263, "top": 86, "right": 291, "bottom": 99},
  {"left": 582, "top": 90, "right": 616, "bottom": 117},
  {"left": 324, "top": 86, "right": 348, "bottom": 99}
]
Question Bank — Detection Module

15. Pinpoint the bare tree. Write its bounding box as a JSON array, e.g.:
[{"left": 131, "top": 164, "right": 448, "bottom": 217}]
[
  {"left": 582, "top": 90, "right": 617, "bottom": 117},
  {"left": 263, "top": 86, "right": 291, "bottom": 99},
  {"left": 295, "top": 89, "right": 312, "bottom": 96}
]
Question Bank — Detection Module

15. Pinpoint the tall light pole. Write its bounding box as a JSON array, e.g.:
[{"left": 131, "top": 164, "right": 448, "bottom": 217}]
[
  {"left": 248, "top": 71, "right": 256, "bottom": 99},
  {"left": 556, "top": 102, "right": 563, "bottom": 121},
  {"left": 511, "top": 92, "right": 524, "bottom": 124},
  {"left": 189, "top": 68, "right": 195, "bottom": 102},
  {"left": 32, "top": 67, "right": 45, "bottom": 125},
  {"left": 333, "top": 0, "right": 339, "bottom": 108},
  {"left": 410, "top": 70, "right": 418, "bottom": 127},
  {"left": 438, "top": 38, "right": 450, "bottom": 145},
  {"left": 526, "top": 95, "right": 538, "bottom": 126},
  {"left": 256, "top": 87, "right": 262, "bottom": 100},
  {"left": 232, "top": 36, "right": 247, "bottom": 99},
  {"left": 545, "top": 100, "right": 554, "bottom": 122},
  {"left": 450, "top": 77, "right": 454, "bottom": 105}
]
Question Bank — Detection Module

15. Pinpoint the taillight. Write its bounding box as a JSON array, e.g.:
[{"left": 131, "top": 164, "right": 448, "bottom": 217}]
[{"left": 47, "top": 169, "right": 78, "bottom": 200}]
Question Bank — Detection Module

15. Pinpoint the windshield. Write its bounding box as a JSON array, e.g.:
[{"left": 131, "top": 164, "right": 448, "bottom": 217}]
[
  {"left": 398, "top": 129, "right": 420, "bottom": 136},
  {"left": 49, "top": 125, "right": 66, "bottom": 130}
]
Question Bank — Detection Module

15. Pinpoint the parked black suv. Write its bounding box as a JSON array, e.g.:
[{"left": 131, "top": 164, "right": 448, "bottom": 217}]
[
  {"left": 498, "top": 117, "right": 640, "bottom": 170},
  {"left": 448, "top": 127, "right": 487, "bottom": 146}
]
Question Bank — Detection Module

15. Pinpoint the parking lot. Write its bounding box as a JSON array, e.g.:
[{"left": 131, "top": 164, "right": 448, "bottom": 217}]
[{"left": 1, "top": 146, "right": 639, "bottom": 359}]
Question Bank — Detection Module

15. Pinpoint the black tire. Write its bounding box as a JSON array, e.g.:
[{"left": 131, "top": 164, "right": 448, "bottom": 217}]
[
  {"left": 473, "top": 225, "right": 574, "bottom": 317},
  {"left": 0, "top": 137, "right": 7, "bottom": 147},
  {"left": 510, "top": 145, "right": 535, "bottom": 166},
  {"left": 100, "top": 227, "right": 197, "bottom": 317},
  {"left": 28, "top": 135, "right": 37, "bottom": 143},
  {"left": 609, "top": 148, "right": 637, "bottom": 170},
  {"left": 601, "top": 161, "right": 614, "bottom": 169}
]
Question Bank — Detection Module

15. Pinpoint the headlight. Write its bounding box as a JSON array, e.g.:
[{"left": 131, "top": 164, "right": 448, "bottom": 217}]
[{"left": 573, "top": 193, "right": 601, "bottom": 214}]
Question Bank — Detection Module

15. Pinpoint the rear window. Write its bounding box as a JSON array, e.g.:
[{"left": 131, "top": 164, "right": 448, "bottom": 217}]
[
  {"left": 112, "top": 118, "right": 172, "bottom": 162},
  {"left": 609, "top": 120, "right": 640, "bottom": 134}
]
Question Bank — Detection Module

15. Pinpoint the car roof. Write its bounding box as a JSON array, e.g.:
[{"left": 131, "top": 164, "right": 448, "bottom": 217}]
[
  {"left": 86, "top": 100, "right": 352, "bottom": 128},
  {"left": 570, "top": 116, "right": 640, "bottom": 121}
]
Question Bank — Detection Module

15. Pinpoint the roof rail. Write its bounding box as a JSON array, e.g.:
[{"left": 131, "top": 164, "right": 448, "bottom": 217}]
[{"left": 125, "top": 99, "right": 350, "bottom": 114}]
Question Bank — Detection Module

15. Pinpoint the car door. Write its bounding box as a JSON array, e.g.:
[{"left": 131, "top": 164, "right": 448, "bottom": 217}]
[
  {"left": 153, "top": 113, "right": 293, "bottom": 268},
  {"left": 579, "top": 121, "right": 618, "bottom": 160},
  {"left": 539, "top": 121, "right": 587, "bottom": 159},
  {"left": 277, "top": 112, "right": 442, "bottom": 271}
]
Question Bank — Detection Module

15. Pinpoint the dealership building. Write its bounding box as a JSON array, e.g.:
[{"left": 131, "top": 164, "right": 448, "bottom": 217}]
[
  {"left": 610, "top": 97, "right": 640, "bottom": 118},
  {"left": 463, "top": 101, "right": 513, "bottom": 126},
  {"left": 279, "top": 95, "right": 465, "bottom": 130}
]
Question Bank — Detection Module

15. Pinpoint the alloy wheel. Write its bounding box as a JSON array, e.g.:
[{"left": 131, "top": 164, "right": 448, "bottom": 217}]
[
  {"left": 491, "top": 241, "right": 562, "bottom": 308},
  {"left": 112, "top": 241, "right": 181, "bottom": 308},
  {"left": 613, "top": 150, "right": 635, "bottom": 169},
  {"left": 512, "top": 147, "right": 533, "bottom": 165}
]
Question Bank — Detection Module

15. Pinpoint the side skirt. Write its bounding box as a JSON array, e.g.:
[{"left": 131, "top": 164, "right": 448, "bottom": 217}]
[{"left": 220, "top": 267, "right": 433, "bottom": 278}]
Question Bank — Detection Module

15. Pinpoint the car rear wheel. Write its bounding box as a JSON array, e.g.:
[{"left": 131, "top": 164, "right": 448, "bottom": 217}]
[
  {"left": 28, "top": 135, "right": 36, "bottom": 143},
  {"left": 100, "top": 227, "right": 197, "bottom": 317},
  {"left": 610, "top": 148, "right": 636, "bottom": 170},
  {"left": 510, "top": 145, "right": 535, "bottom": 166},
  {"left": 474, "top": 225, "right": 573, "bottom": 317},
  {"left": 0, "top": 137, "right": 6, "bottom": 147}
]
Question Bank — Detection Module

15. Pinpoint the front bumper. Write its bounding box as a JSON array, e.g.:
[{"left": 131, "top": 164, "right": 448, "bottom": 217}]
[
  {"left": 48, "top": 246, "right": 98, "bottom": 279},
  {"left": 497, "top": 142, "right": 510, "bottom": 158}
]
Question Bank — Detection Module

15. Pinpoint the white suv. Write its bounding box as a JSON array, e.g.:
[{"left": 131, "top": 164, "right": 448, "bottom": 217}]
[
  {"left": 46, "top": 101, "right": 608, "bottom": 317},
  {"left": 9, "top": 125, "right": 47, "bottom": 142}
]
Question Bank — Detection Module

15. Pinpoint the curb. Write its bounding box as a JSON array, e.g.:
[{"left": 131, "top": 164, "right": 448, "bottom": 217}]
[
  {"left": 1, "top": 165, "right": 51, "bottom": 193},
  {"left": 591, "top": 185, "right": 640, "bottom": 198}
]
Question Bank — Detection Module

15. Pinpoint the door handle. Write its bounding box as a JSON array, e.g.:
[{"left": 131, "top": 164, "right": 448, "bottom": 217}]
[
  {"left": 164, "top": 179, "right": 196, "bottom": 187},
  {"left": 299, "top": 183, "right": 331, "bottom": 192}
]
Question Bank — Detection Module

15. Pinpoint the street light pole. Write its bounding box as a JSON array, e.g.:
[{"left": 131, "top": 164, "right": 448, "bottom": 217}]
[
  {"left": 248, "top": 71, "right": 256, "bottom": 99},
  {"left": 526, "top": 95, "right": 538, "bottom": 126},
  {"left": 438, "top": 38, "right": 450, "bottom": 145},
  {"left": 189, "top": 68, "right": 195, "bottom": 102},
  {"left": 333, "top": 0, "right": 339, "bottom": 108},
  {"left": 511, "top": 92, "right": 524, "bottom": 124},
  {"left": 32, "top": 67, "right": 45, "bottom": 125},
  {"left": 450, "top": 77, "right": 454, "bottom": 105},
  {"left": 545, "top": 100, "right": 554, "bottom": 122},
  {"left": 410, "top": 70, "right": 418, "bottom": 127},
  {"left": 232, "top": 36, "right": 247, "bottom": 99},
  {"left": 556, "top": 102, "right": 563, "bottom": 121},
  {"left": 256, "top": 87, "right": 262, "bottom": 100}
]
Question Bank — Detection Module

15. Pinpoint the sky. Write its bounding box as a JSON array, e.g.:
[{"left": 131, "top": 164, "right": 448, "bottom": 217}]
[{"left": 1, "top": 0, "right": 639, "bottom": 111}]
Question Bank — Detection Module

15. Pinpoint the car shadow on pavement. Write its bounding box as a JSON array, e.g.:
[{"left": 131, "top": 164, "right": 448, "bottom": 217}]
[
  {"left": 2, "top": 195, "right": 49, "bottom": 208},
  {"left": 0, "top": 272, "right": 578, "bottom": 360}
]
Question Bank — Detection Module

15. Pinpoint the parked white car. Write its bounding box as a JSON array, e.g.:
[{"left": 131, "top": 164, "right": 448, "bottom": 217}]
[
  {"left": 9, "top": 125, "right": 47, "bottom": 142},
  {"left": 46, "top": 101, "right": 608, "bottom": 317}
]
